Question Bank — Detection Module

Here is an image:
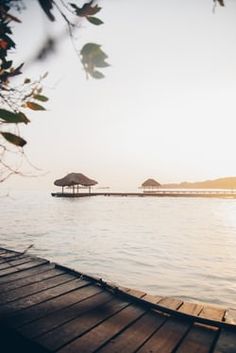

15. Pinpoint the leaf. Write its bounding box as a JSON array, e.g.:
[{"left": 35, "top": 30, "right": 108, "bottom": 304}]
[
  {"left": 36, "top": 39, "right": 55, "bottom": 61},
  {"left": 1, "top": 60, "right": 12, "bottom": 70},
  {"left": 81, "top": 43, "right": 101, "bottom": 56},
  {"left": 9, "top": 63, "right": 24, "bottom": 77},
  {"left": 0, "top": 109, "right": 30, "bottom": 124},
  {"left": 37, "top": 0, "right": 55, "bottom": 21},
  {"left": 94, "top": 60, "right": 110, "bottom": 68},
  {"left": 87, "top": 17, "right": 103, "bottom": 25},
  {"left": 42, "top": 72, "right": 49, "bottom": 79},
  {"left": 70, "top": 1, "right": 101, "bottom": 17},
  {"left": 24, "top": 78, "right": 31, "bottom": 84},
  {"left": 2, "top": 34, "right": 15, "bottom": 49},
  {"left": 33, "top": 94, "right": 49, "bottom": 102},
  {"left": 17, "top": 112, "right": 31, "bottom": 124},
  {"left": 0, "top": 40, "right": 8, "bottom": 49},
  {"left": 82, "top": 44, "right": 108, "bottom": 61},
  {"left": 213, "top": 0, "right": 225, "bottom": 6},
  {"left": 26, "top": 102, "right": 46, "bottom": 111},
  {"left": 1, "top": 132, "right": 27, "bottom": 147},
  {"left": 90, "top": 70, "right": 104, "bottom": 79},
  {"left": 80, "top": 43, "right": 109, "bottom": 79},
  {"left": 1, "top": 10, "right": 21, "bottom": 23}
]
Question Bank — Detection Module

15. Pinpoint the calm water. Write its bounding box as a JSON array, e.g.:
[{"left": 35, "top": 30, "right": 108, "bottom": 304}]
[{"left": 1, "top": 191, "right": 236, "bottom": 308}]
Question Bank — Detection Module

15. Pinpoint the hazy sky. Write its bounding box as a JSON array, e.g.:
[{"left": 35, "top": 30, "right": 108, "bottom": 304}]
[{"left": 4, "top": 0, "right": 236, "bottom": 191}]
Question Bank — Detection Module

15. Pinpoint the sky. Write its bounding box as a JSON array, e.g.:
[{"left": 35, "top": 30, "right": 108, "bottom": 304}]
[{"left": 3, "top": 0, "right": 236, "bottom": 191}]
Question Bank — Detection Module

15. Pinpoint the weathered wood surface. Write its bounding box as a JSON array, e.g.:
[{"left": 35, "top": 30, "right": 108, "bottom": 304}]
[{"left": 0, "top": 247, "right": 235, "bottom": 353}]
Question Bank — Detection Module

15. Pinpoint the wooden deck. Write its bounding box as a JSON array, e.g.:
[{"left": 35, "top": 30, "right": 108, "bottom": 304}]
[
  {"left": 0, "top": 247, "right": 236, "bottom": 353},
  {"left": 51, "top": 191, "right": 236, "bottom": 199}
]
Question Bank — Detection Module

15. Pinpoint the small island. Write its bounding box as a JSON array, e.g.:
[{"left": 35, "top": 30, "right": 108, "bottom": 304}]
[{"left": 162, "top": 176, "right": 236, "bottom": 189}]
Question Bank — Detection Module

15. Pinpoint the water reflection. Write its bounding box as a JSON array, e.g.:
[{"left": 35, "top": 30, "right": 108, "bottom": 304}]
[{"left": 0, "top": 191, "right": 236, "bottom": 307}]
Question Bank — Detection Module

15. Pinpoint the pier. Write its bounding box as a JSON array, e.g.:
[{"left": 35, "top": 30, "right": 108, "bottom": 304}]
[
  {"left": 51, "top": 190, "right": 236, "bottom": 199},
  {"left": 0, "top": 247, "right": 235, "bottom": 352}
]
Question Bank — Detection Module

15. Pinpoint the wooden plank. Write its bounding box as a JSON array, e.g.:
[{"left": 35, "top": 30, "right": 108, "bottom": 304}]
[
  {"left": 175, "top": 324, "right": 217, "bottom": 353},
  {"left": 0, "top": 263, "right": 55, "bottom": 285},
  {"left": 224, "top": 309, "right": 236, "bottom": 324},
  {"left": 178, "top": 302, "right": 203, "bottom": 316},
  {"left": 19, "top": 289, "right": 111, "bottom": 338},
  {"left": 136, "top": 317, "right": 190, "bottom": 353},
  {"left": 96, "top": 311, "right": 166, "bottom": 353},
  {"left": 0, "top": 325, "right": 48, "bottom": 353},
  {"left": 52, "top": 303, "right": 145, "bottom": 353},
  {"left": 0, "top": 266, "right": 59, "bottom": 292},
  {"left": 214, "top": 328, "right": 236, "bottom": 353},
  {"left": 0, "top": 251, "right": 25, "bottom": 259},
  {"left": 0, "top": 254, "right": 21, "bottom": 261},
  {"left": 0, "top": 252, "right": 8, "bottom": 258},
  {"left": 7, "top": 284, "right": 96, "bottom": 328},
  {"left": 37, "top": 298, "right": 131, "bottom": 351},
  {"left": 0, "top": 253, "right": 26, "bottom": 264},
  {"left": 200, "top": 306, "right": 225, "bottom": 321},
  {"left": 158, "top": 297, "right": 183, "bottom": 310},
  {"left": 125, "top": 288, "right": 146, "bottom": 298},
  {"left": 0, "top": 256, "right": 36, "bottom": 270},
  {"left": 0, "top": 247, "right": 11, "bottom": 251},
  {"left": 0, "top": 248, "right": 233, "bottom": 353},
  {"left": 0, "top": 251, "right": 20, "bottom": 259},
  {"left": 143, "top": 294, "right": 163, "bottom": 304},
  {"left": 0, "top": 272, "right": 72, "bottom": 304},
  {"left": 0, "top": 259, "right": 48, "bottom": 277},
  {"left": 117, "top": 286, "right": 130, "bottom": 292},
  {"left": 0, "top": 278, "right": 90, "bottom": 317},
  {"left": 0, "top": 248, "right": 15, "bottom": 254}
]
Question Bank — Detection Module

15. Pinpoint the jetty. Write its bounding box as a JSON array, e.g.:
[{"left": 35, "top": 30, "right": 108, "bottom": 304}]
[
  {"left": 51, "top": 190, "right": 236, "bottom": 199},
  {"left": 0, "top": 247, "right": 235, "bottom": 352}
]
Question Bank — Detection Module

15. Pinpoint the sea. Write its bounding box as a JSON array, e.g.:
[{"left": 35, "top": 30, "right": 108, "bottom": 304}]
[{"left": 1, "top": 190, "right": 236, "bottom": 308}]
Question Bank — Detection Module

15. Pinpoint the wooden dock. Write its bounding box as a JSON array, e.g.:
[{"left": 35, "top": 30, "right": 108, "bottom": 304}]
[
  {"left": 51, "top": 190, "right": 236, "bottom": 199},
  {"left": 0, "top": 247, "right": 236, "bottom": 353}
]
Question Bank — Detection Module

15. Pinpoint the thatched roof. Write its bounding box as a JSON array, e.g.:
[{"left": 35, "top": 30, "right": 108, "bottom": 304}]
[
  {"left": 142, "top": 178, "right": 161, "bottom": 187},
  {"left": 54, "top": 173, "right": 97, "bottom": 187}
]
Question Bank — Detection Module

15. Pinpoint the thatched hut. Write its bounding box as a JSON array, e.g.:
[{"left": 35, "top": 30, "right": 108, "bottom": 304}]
[
  {"left": 54, "top": 173, "right": 97, "bottom": 193},
  {"left": 141, "top": 178, "right": 161, "bottom": 192}
]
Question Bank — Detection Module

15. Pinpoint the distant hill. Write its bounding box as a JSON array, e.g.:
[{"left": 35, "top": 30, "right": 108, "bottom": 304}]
[{"left": 162, "top": 177, "right": 236, "bottom": 189}]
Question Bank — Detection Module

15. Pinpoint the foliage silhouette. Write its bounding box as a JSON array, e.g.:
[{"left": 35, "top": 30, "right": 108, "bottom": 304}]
[{"left": 0, "top": 0, "right": 108, "bottom": 181}]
